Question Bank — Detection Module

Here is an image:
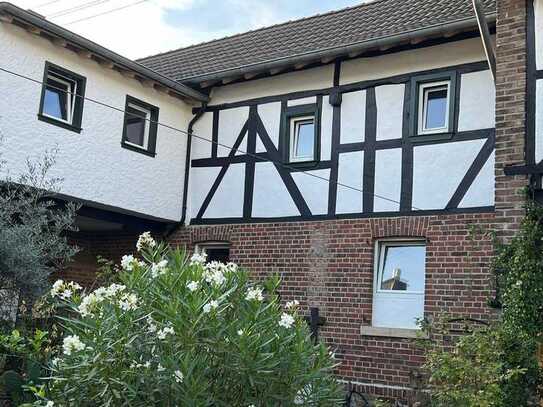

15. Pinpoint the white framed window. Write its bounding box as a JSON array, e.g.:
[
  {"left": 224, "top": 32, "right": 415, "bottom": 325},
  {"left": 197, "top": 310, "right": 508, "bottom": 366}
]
[
  {"left": 417, "top": 80, "right": 451, "bottom": 135},
  {"left": 195, "top": 242, "right": 230, "bottom": 264},
  {"left": 372, "top": 239, "right": 426, "bottom": 330},
  {"left": 289, "top": 115, "right": 315, "bottom": 162},
  {"left": 121, "top": 95, "right": 159, "bottom": 157},
  {"left": 38, "top": 62, "right": 86, "bottom": 132},
  {"left": 124, "top": 103, "right": 151, "bottom": 150}
]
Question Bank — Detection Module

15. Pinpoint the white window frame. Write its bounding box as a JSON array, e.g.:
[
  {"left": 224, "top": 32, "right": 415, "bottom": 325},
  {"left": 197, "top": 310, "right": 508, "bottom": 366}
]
[
  {"left": 289, "top": 115, "right": 315, "bottom": 163},
  {"left": 372, "top": 238, "right": 426, "bottom": 329},
  {"left": 417, "top": 80, "right": 451, "bottom": 136},
  {"left": 124, "top": 102, "right": 151, "bottom": 150},
  {"left": 43, "top": 72, "right": 77, "bottom": 125}
]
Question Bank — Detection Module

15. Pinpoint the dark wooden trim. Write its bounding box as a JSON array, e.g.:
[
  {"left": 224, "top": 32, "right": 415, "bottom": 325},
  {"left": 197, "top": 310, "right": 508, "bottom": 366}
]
[
  {"left": 211, "top": 110, "right": 219, "bottom": 158},
  {"left": 327, "top": 102, "right": 341, "bottom": 215},
  {"left": 446, "top": 134, "right": 495, "bottom": 208},
  {"left": 363, "top": 87, "right": 376, "bottom": 213},
  {"left": 243, "top": 106, "right": 257, "bottom": 218},
  {"left": 400, "top": 83, "right": 414, "bottom": 211},
  {"left": 526, "top": 0, "right": 536, "bottom": 167},
  {"left": 190, "top": 206, "right": 496, "bottom": 225}
]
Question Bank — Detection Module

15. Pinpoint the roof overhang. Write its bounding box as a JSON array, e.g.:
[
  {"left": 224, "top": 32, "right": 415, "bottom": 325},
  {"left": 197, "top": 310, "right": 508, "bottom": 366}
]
[
  {"left": 0, "top": 2, "right": 209, "bottom": 103},
  {"left": 182, "top": 14, "right": 496, "bottom": 88}
]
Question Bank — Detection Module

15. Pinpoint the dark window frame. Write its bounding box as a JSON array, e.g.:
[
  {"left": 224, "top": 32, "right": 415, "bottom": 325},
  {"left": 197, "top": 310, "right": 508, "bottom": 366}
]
[
  {"left": 38, "top": 61, "right": 86, "bottom": 133},
  {"left": 195, "top": 241, "right": 231, "bottom": 264},
  {"left": 280, "top": 102, "right": 321, "bottom": 168},
  {"left": 409, "top": 71, "right": 457, "bottom": 142},
  {"left": 121, "top": 95, "right": 159, "bottom": 157}
]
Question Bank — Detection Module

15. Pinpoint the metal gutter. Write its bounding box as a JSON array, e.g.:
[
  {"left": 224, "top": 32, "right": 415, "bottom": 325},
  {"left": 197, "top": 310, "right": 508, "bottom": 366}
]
[
  {"left": 180, "top": 14, "right": 497, "bottom": 85},
  {"left": 0, "top": 1, "right": 209, "bottom": 102}
]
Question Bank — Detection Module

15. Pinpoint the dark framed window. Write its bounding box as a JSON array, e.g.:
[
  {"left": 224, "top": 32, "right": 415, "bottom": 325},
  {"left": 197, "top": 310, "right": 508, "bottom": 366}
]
[
  {"left": 38, "top": 62, "right": 86, "bottom": 133},
  {"left": 281, "top": 103, "right": 320, "bottom": 166},
  {"left": 196, "top": 242, "right": 230, "bottom": 263},
  {"left": 409, "top": 71, "right": 456, "bottom": 141},
  {"left": 121, "top": 95, "right": 159, "bottom": 157}
]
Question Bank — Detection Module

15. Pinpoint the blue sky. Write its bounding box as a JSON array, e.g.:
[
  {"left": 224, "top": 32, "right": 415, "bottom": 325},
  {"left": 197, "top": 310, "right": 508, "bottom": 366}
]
[{"left": 12, "top": 0, "right": 364, "bottom": 58}]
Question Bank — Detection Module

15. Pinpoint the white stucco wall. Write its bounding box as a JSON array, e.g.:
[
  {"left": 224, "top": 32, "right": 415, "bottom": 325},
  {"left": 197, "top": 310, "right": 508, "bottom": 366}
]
[
  {"left": 535, "top": 0, "right": 543, "bottom": 70},
  {"left": 0, "top": 22, "right": 194, "bottom": 221},
  {"left": 536, "top": 79, "right": 543, "bottom": 163},
  {"left": 457, "top": 70, "right": 495, "bottom": 131}
]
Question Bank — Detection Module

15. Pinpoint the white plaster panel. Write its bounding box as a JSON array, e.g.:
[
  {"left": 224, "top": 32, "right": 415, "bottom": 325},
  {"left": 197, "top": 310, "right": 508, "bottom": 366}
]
[
  {"left": 460, "top": 151, "right": 495, "bottom": 208},
  {"left": 374, "top": 149, "right": 402, "bottom": 212},
  {"left": 252, "top": 162, "right": 299, "bottom": 217},
  {"left": 535, "top": 0, "right": 543, "bottom": 70},
  {"left": 192, "top": 112, "right": 213, "bottom": 159},
  {"left": 457, "top": 70, "right": 495, "bottom": 131},
  {"left": 320, "top": 95, "right": 333, "bottom": 161},
  {"left": 336, "top": 151, "right": 364, "bottom": 214},
  {"left": 341, "top": 90, "right": 366, "bottom": 144},
  {"left": 217, "top": 106, "right": 249, "bottom": 156},
  {"left": 536, "top": 79, "right": 543, "bottom": 162},
  {"left": 292, "top": 169, "right": 330, "bottom": 215},
  {"left": 341, "top": 38, "right": 487, "bottom": 85},
  {"left": 257, "top": 101, "right": 281, "bottom": 151},
  {"left": 189, "top": 166, "right": 221, "bottom": 220},
  {"left": 412, "top": 139, "right": 485, "bottom": 210},
  {"left": 288, "top": 96, "right": 317, "bottom": 106},
  {"left": 204, "top": 163, "right": 245, "bottom": 218},
  {"left": 375, "top": 84, "right": 404, "bottom": 141},
  {"left": 210, "top": 64, "right": 334, "bottom": 104},
  {"left": 0, "top": 23, "right": 194, "bottom": 221}
]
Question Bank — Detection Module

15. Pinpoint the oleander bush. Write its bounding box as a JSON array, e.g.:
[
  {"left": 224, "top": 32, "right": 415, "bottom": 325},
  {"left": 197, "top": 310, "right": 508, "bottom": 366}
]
[{"left": 40, "top": 233, "right": 342, "bottom": 406}]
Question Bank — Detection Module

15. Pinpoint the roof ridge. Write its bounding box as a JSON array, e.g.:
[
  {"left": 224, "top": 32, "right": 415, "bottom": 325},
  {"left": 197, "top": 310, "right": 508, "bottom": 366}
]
[{"left": 137, "top": 0, "right": 384, "bottom": 62}]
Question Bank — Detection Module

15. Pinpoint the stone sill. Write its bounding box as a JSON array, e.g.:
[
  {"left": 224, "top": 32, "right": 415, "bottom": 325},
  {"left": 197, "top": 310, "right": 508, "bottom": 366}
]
[{"left": 360, "top": 326, "right": 428, "bottom": 339}]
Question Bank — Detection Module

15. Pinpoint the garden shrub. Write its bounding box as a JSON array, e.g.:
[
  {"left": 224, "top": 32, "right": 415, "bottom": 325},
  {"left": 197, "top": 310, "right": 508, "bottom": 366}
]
[{"left": 41, "top": 233, "right": 342, "bottom": 406}]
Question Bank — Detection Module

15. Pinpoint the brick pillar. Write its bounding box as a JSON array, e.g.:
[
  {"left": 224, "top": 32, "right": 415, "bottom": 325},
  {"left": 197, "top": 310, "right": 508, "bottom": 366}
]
[{"left": 495, "top": 0, "right": 529, "bottom": 240}]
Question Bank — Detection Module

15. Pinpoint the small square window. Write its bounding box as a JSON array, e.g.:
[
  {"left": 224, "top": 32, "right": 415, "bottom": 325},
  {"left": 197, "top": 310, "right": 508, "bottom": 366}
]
[
  {"left": 121, "top": 96, "right": 159, "bottom": 157},
  {"left": 281, "top": 103, "right": 320, "bottom": 165},
  {"left": 195, "top": 242, "right": 230, "bottom": 263},
  {"left": 290, "top": 116, "right": 315, "bottom": 162},
  {"left": 418, "top": 81, "right": 450, "bottom": 135},
  {"left": 38, "top": 62, "right": 86, "bottom": 132},
  {"left": 410, "top": 71, "right": 456, "bottom": 140},
  {"left": 372, "top": 239, "right": 426, "bottom": 329}
]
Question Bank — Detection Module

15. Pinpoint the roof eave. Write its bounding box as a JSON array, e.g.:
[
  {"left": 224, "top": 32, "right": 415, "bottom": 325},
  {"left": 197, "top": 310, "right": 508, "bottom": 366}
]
[
  {"left": 181, "top": 13, "right": 496, "bottom": 87},
  {"left": 0, "top": 2, "right": 209, "bottom": 103}
]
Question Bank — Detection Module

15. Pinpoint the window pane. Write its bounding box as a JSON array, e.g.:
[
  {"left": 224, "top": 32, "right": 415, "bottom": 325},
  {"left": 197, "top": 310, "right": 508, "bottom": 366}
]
[
  {"left": 424, "top": 87, "right": 448, "bottom": 129},
  {"left": 43, "top": 78, "right": 69, "bottom": 121},
  {"left": 125, "top": 106, "right": 147, "bottom": 146},
  {"left": 379, "top": 244, "right": 426, "bottom": 292},
  {"left": 205, "top": 248, "right": 230, "bottom": 263},
  {"left": 295, "top": 120, "right": 314, "bottom": 158}
]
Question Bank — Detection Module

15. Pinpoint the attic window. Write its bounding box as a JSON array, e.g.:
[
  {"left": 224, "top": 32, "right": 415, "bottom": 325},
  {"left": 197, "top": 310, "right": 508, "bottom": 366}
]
[
  {"left": 282, "top": 103, "right": 320, "bottom": 165},
  {"left": 410, "top": 71, "right": 456, "bottom": 140},
  {"left": 121, "top": 95, "right": 159, "bottom": 157},
  {"left": 38, "top": 62, "right": 86, "bottom": 133}
]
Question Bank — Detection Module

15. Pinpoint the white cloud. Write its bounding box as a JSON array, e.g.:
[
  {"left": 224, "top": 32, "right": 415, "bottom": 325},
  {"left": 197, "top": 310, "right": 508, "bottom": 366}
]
[{"left": 10, "top": 0, "right": 203, "bottom": 59}]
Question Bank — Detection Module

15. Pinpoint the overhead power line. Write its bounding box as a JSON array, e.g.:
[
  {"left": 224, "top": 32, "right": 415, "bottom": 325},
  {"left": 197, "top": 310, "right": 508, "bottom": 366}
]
[
  {"left": 34, "top": 0, "right": 63, "bottom": 9},
  {"left": 0, "top": 65, "right": 418, "bottom": 210},
  {"left": 63, "top": 0, "right": 151, "bottom": 25},
  {"left": 47, "top": 0, "right": 114, "bottom": 19}
]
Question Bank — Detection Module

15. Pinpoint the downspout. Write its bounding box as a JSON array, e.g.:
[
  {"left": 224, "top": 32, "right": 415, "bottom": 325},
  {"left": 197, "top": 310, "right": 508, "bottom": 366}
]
[
  {"left": 180, "top": 104, "right": 207, "bottom": 226},
  {"left": 472, "top": 0, "right": 497, "bottom": 81}
]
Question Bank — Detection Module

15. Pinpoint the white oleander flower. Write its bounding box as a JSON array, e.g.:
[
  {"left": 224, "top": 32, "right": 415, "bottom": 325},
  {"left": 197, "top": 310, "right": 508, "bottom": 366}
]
[
  {"left": 203, "top": 262, "right": 227, "bottom": 286},
  {"left": 285, "top": 300, "right": 300, "bottom": 310},
  {"left": 151, "top": 259, "right": 168, "bottom": 278},
  {"left": 50, "top": 280, "right": 64, "bottom": 297},
  {"left": 147, "top": 316, "right": 158, "bottom": 333},
  {"left": 62, "top": 335, "right": 86, "bottom": 355},
  {"left": 279, "top": 313, "right": 295, "bottom": 329},
  {"left": 60, "top": 289, "right": 73, "bottom": 299},
  {"left": 157, "top": 364, "right": 165, "bottom": 372},
  {"left": 157, "top": 325, "right": 175, "bottom": 340},
  {"left": 106, "top": 283, "right": 126, "bottom": 297},
  {"left": 143, "top": 360, "right": 151, "bottom": 368},
  {"left": 203, "top": 300, "right": 219, "bottom": 313},
  {"left": 237, "top": 329, "right": 244, "bottom": 336},
  {"left": 119, "top": 293, "right": 139, "bottom": 311},
  {"left": 190, "top": 251, "right": 207, "bottom": 265},
  {"left": 51, "top": 280, "right": 82, "bottom": 299},
  {"left": 121, "top": 254, "right": 136, "bottom": 271},
  {"left": 174, "top": 370, "right": 184, "bottom": 383},
  {"left": 136, "top": 231, "right": 156, "bottom": 251},
  {"left": 46, "top": 401, "right": 54, "bottom": 407},
  {"left": 78, "top": 292, "right": 101, "bottom": 317},
  {"left": 187, "top": 280, "right": 199, "bottom": 292},
  {"left": 245, "top": 287, "right": 264, "bottom": 301}
]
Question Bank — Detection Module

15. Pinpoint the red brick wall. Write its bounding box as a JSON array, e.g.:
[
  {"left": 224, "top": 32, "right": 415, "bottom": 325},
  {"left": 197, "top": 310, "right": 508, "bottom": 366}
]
[
  {"left": 169, "top": 212, "right": 496, "bottom": 397},
  {"left": 59, "top": 232, "right": 139, "bottom": 287},
  {"left": 495, "top": 0, "right": 528, "bottom": 239}
]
